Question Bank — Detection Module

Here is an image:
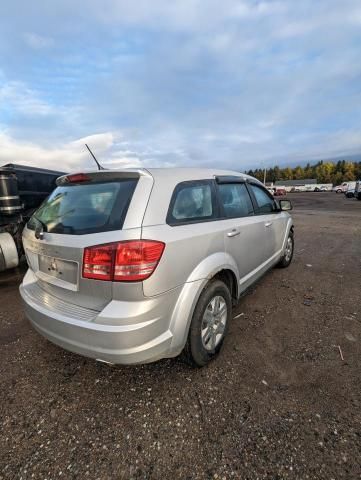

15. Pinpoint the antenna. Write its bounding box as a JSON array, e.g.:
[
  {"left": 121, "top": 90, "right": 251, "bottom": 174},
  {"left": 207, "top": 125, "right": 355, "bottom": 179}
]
[{"left": 85, "top": 144, "right": 105, "bottom": 170}]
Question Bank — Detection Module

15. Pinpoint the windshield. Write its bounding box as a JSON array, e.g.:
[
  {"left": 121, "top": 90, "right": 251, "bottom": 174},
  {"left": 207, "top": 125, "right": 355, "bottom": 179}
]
[{"left": 27, "top": 179, "right": 137, "bottom": 235}]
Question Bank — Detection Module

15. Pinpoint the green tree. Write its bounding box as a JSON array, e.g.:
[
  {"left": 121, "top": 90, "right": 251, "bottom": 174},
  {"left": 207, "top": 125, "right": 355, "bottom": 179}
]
[
  {"left": 293, "top": 166, "right": 304, "bottom": 180},
  {"left": 343, "top": 162, "right": 356, "bottom": 181},
  {"left": 245, "top": 158, "right": 360, "bottom": 185}
]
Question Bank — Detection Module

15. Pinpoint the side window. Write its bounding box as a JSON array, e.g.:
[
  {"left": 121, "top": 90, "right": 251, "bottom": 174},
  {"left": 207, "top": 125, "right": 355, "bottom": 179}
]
[
  {"left": 218, "top": 183, "right": 254, "bottom": 218},
  {"left": 167, "top": 181, "right": 216, "bottom": 225},
  {"left": 249, "top": 184, "right": 276, "bottom": 214}
]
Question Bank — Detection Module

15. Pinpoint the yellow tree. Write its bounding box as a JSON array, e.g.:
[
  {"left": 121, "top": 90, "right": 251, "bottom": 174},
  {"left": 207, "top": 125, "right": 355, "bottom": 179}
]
[
  {"left": 293, "top": 166, "right": 304, "bottom": 179},
  {"left": 282, "top": 167, "right": 293, "bottom": 180},
  {"left": 343, "top": 162, "right": 356, "bottom": 181},
  {"left": 316, "top": 162, "right": 334, "bottom": 182}
]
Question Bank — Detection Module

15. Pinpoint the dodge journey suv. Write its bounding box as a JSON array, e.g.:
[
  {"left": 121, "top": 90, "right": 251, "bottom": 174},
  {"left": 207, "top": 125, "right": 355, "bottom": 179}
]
[{"left": 20, "top": 168, "right": 294, "bottom": 367}]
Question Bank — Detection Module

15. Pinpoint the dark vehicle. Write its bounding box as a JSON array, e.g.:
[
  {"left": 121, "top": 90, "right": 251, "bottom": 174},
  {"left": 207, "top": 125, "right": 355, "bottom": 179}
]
[{"left": 0, "top": 164, "right": 64, "bottom": 272}]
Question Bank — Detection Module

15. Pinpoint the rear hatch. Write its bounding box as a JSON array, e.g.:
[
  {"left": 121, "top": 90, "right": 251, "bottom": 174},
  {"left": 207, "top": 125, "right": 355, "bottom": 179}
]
[{"left": 22, "top": 170, "right": 153, "bottom": 311}]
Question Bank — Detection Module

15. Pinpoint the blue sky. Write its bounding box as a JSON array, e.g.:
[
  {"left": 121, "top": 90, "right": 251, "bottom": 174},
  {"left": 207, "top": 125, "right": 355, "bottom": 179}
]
[{"left": 0, "top": 0, "right": 361, "bottom": 171}]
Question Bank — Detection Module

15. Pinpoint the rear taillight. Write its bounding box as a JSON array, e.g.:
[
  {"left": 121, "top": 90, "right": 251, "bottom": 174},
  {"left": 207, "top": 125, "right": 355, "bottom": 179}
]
[
  {"left": 82, "top": 240, "right": 165, "bottom": 282},
  {"left": 83, "top": 244, "right": 114, "bottom": 280},
  {"left": 113, "top": 241, "right": 165, "bottom": 281}
]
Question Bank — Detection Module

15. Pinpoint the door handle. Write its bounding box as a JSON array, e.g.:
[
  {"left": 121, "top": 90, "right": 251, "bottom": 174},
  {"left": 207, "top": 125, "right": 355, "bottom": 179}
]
[
  {"left": 227, "top": 229, "right": 240, "bottom": 237},
  {"left": 264, "top": 221, "right": 273, "bottom": 227}
]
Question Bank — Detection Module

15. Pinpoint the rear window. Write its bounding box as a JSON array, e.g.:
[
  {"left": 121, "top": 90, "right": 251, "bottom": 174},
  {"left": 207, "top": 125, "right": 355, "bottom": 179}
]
[
  {"left": 167, "top": 180, "right": 217, "bottom": 225},
  {"left": 27, "top": 180, "right": 137, "bottom": 235}
]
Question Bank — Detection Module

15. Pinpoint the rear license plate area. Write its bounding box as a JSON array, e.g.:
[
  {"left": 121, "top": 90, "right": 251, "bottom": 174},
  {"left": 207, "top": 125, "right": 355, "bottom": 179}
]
[{"left": 37, "top": 254, "right": 79, "bottom": 290}]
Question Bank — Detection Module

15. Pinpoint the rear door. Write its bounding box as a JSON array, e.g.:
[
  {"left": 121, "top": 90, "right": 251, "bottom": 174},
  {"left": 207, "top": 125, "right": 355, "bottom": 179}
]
[
  {"left": 215, "top": 179, "right": 268, "bottom": 281},
  {"left": 22, "top": 171, "right": 152, "bottom": 310},
  {"left": 141, "top": 178, "right": 227, "bottom": 297}
]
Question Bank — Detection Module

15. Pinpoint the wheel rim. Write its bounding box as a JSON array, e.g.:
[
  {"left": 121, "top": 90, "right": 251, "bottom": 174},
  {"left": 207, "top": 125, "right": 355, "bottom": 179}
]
[
  {"left": 285, "top": 236, "right": 293, "bottom": 262},
  {"left": 201, "top": 295, "right": 227, "bottom": 351}
]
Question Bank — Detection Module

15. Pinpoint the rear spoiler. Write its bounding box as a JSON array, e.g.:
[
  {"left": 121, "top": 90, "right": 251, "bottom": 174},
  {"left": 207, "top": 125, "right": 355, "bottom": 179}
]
[{"left": 56, "top": 169, "right": 152, "bottom": 186}]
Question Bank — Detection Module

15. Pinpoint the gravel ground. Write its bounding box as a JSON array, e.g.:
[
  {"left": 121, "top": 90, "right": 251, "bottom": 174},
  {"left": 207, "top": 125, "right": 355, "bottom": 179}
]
[{"left": 1, "top": 192, "right": 361, "bottom": 480}]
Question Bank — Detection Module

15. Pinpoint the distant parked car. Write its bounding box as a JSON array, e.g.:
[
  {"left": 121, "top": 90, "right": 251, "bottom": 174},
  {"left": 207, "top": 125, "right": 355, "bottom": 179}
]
[
  {"left": 333, "top": 182, "right": 349, "bottom": 193},
  {"left": 20, "top": 168, "right": 294, "bottom": 367},
  {"left": 274, "top": 187, "right": 286, "bottom": 196},
  {"left": 314, "top": 186, "right": 327, "bottom": 192}
]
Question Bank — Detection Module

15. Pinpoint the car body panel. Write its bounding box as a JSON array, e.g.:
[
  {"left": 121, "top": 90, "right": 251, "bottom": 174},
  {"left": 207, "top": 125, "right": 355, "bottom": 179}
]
[
  {"left": 20, "top": 167, "right": 294, "bottom": 364},
  {"left": 23, "top": 225, "right": 143, "bottom": 310},
  {"left": 141, "top": 221, "right": 225, "bottom": 297},
  {"left": 223, "top": 215, "right": 271, "bottom": 276}
]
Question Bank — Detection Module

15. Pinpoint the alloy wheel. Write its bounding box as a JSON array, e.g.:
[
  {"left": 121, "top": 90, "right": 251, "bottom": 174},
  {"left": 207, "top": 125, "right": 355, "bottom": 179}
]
[
  {"left": 201, "top": 295, "right": 227, "bottom": 351},
  {"left": 285, "top": 236, "right": 293, "bottom": 262}
]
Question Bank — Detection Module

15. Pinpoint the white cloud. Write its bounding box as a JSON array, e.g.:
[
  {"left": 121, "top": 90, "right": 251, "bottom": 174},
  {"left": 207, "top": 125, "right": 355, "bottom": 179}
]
[
  {"left": 0, "top": 132, "right": 136, "bottom": 171},
  {"left": 0, "top": 0, "right": 361, "bottom": 170},
  {"left": 275, "top": 21, "right": 315, "bottom": 38},
  {"left": 24, "top": 32, "right": 54, "bottom": 49},
  {"left": 0, "top": 131, "right": 179, "bottom": 172},
  {"left": 1, "top": 122, "right": 360, "bottom": 174},
  {"left": 0, "top": 81, "right": 54, "bottom": 116},
  {"left": 71, "top": 132, "right": 115, "bottom": 151},
  {"left": 86, "top": 0, "right": 280, "bottom": 32}
]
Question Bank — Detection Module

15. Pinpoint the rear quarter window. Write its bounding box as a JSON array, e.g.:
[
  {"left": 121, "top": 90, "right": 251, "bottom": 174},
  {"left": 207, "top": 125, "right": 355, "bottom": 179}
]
[
  {"left": 27, "top": 179, "right": 138, "bottom": 235},
  {"left": 167, "top": 180, "right": 217, "bottom": 225}
]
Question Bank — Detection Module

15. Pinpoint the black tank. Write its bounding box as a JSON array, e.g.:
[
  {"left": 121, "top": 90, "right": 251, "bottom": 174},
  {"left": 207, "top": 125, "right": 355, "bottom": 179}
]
[{"left": 0, "top": 170, "right": 22, "bottom": 215}]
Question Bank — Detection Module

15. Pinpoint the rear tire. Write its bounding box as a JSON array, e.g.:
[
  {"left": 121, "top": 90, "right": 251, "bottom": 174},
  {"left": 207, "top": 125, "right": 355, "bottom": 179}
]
[
  {"left": 182, "top": 279, "right": 231, "bottom": 367},
  {"left": 277, "top": 231, "right": 294, "bottom": 268}
]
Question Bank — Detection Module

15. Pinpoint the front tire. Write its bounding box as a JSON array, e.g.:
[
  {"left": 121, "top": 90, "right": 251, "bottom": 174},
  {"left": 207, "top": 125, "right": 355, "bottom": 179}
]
[
  {"left": 277, "top": 231, "right": 294, "bottom": 268},
  {"left": 182, "top": 279, "right": 231, "bottom": 367}
]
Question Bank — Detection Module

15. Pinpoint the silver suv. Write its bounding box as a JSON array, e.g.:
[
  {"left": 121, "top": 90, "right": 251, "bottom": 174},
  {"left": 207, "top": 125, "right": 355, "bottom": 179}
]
[{"left": 20, "top": 168, "right": 294, "bottom": 367}]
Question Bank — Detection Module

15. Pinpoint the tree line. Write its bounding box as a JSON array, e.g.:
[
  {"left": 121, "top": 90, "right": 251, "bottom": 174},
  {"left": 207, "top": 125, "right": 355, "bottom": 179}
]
[{"left": 246, "top": 160, "right": 361, "bottom": 185}]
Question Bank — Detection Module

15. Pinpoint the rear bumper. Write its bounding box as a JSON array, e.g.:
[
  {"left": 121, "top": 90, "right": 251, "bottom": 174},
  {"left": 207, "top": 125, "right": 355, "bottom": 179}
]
[{"left": 20, "top": 273, "right": 179, "bottom": 365}]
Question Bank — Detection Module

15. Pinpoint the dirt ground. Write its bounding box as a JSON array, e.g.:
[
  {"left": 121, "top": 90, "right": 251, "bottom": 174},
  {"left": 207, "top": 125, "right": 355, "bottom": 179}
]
[{"left": 1, "top": 192, "right": 361, "bottom": 480}]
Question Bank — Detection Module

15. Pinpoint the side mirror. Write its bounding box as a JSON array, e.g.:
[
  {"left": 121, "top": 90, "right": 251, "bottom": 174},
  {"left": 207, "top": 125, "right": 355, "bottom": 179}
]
[{"left": 279, "top": 199, "right": 293, "bottom": 211}]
